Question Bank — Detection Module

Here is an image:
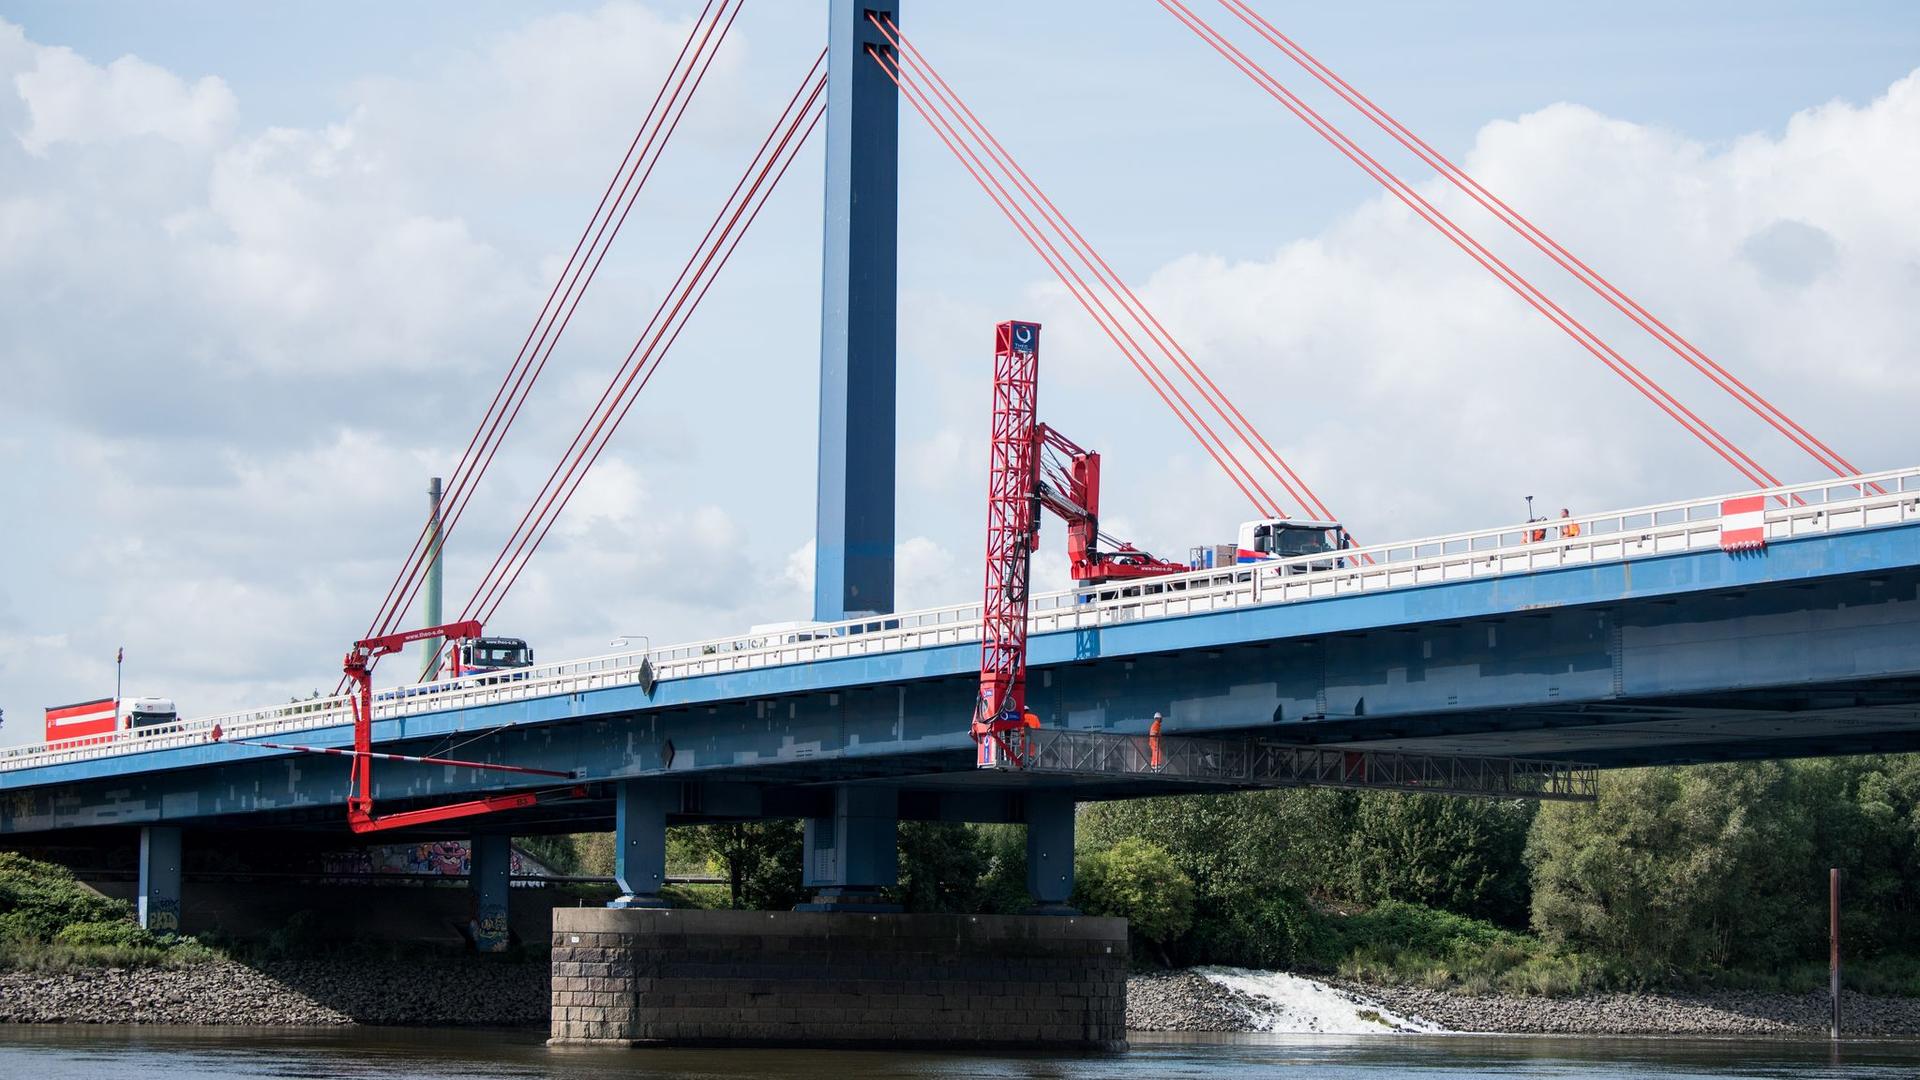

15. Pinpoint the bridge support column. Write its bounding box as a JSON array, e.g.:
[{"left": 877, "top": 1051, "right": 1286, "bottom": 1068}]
[
  {"left": 609, "top": 780, "right": 670, "bottom": 909},
  {"left": 136, "top": 825, "right": 182, "bottom": 934},
  {"left": 798, "top": 785, "right": 898, "bottom": 910},
  {"left": 1025, "top": 792, "right": 1077, "bottom": 914},
  {"left": 470, "top": 832, "right": 511, "bottom": 953}
]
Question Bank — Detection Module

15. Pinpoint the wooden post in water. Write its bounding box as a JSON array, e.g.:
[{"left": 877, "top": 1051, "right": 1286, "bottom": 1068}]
[{"left": 1830, "top": 867, "right": 1842, "bottom": 1040}]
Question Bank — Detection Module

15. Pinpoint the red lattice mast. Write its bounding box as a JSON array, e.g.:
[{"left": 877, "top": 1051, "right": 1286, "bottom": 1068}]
[{"left": 974, "top": 320, "right": 1042, "bottom": 767}]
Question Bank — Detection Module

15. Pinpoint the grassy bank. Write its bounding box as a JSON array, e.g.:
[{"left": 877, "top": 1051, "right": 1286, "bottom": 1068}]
[{"left": 0, "top": 853, "right": 217, "bottom": 971}]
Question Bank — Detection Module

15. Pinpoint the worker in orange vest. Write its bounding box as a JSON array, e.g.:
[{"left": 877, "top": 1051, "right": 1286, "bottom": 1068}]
[
  {"left": 1559, "top": 508, "right": 1581, "bottom": 538},
  {"left": 1149, "top": 712, "right": 1165, "bottom": 772},
  {"left": 1021, "top": 709, "right": 1041, "bottom": 730}
]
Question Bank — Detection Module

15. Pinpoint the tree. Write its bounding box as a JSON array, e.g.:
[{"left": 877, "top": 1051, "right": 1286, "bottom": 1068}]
[
  {"left": 1526, "top": 758, "right": 1920, "bottom": 973},
  {"left": 1342, "top": 793, "right": 1535, "bottom": 927},
  {"left": 895, "top": 822, "right": 987, "bottom": 912},
  {"left": 1074, "top": 838, "right": 1194, "bottom": 963},
  {"left": 681, "top": 821, "right": 805, "bottom": 910}
]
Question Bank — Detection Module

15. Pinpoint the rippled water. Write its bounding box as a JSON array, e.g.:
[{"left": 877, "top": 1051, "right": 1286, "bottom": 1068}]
[{"left": 3, "top": 1026, "right": 1920, "bottom": 1079}]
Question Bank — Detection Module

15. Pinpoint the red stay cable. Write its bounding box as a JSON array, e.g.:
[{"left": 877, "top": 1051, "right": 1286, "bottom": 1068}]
[
  {"left": 462, "top": 76, "right": 825, "bottom": 633},
  {"left": 866, "top": 30, "right": 1284, "bottom": 519},
  {"left": 438, "top": 63, "right": 829, "bottom": 660},
  {"left": 1213, "top": 0, "right": 1858, "bottom": 478},
  {"left": 1217, "top": 0, "right": 1861, "bottom": 483},
  {"left": 1159, "top": 0, "right": 1779, "bottom": 489},
  {"left": 883, "top": 17, "right": 1339, "bottom": 526},
  {"left": 354, "top": 0, "right": 729, "bottom": 657},
  {"left": 377, "top": 0, "right": 745, "bottom": 655},
  {"left": 479, "top": 109, "right": 826, "bottom": 630}
]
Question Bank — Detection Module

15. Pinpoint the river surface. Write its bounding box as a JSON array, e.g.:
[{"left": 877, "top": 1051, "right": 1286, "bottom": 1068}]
[{"left": 3, "top": 1026, "right": 1920, "bottom": 1078}]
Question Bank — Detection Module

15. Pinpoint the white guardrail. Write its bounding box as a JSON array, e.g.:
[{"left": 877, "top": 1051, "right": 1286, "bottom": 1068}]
[{"left": 6, "top": 467, "right": 1919, "bottom": 775}]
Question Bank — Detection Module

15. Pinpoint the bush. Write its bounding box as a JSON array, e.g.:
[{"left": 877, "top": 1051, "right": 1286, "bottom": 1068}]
[
  {"left": 1075, "top": 838, "right": 1194, "bottom": 959},
  {"left": 54, "top": 920, "right": 158, "bottom": 950},
  {"left": 0, "top": 853, "right": 130, "bottom": 942}
]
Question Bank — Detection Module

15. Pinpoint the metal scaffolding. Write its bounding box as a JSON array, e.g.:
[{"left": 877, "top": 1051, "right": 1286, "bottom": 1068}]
[{"left": 1000, "top": 728, "right": 1598, "bottom": 802}]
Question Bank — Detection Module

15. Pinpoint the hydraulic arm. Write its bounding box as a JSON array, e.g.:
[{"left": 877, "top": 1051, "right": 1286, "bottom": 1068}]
[{"left": 975, "top": 321, "right": 1185, "bottom": 768}]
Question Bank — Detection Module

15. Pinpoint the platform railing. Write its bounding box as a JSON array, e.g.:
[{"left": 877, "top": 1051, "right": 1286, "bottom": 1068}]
[
  {"left": 1006, "top": 727, "right": 1599, "bottom": 801},
  {"left": 6, "top": 466, "right": 1918, "bottom": 773}
]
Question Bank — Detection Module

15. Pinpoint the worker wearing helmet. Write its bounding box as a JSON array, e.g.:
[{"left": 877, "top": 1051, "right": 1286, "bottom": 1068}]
[{"left": 1149, "top": 712, "right": 1165, "bottom": 773}]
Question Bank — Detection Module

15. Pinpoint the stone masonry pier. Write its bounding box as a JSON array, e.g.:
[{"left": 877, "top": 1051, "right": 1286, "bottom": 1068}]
[{"left": 549, "top": 908, "right": 1128, "bottom": 1050}]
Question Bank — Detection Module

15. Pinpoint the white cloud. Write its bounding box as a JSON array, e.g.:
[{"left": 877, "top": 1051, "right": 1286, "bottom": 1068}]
[{"left": 12, "top": 43, "right": 236, "bottom": 154}]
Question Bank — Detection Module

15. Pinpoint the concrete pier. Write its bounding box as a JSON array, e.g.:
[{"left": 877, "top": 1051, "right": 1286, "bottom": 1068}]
[{"left": 548, "top": 908, "right": 1128, "bottom": 1050}]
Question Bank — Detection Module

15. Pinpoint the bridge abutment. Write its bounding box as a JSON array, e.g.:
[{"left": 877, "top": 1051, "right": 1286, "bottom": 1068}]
[
  {"left": 136, "top": 825, "right": 182, "bottom": 934},
  {"left": 548, "top": 908, "right": 1127, "bottom": 1049}
]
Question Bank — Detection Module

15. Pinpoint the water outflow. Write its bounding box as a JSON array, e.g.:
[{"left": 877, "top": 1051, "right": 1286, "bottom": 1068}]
[{"left": 1196, "top": 967, "right": 1447, "bottom": 1034}]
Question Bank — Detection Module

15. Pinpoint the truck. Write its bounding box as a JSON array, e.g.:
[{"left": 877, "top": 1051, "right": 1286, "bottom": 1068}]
[
  {"left": 1226, "top": 516, "right": 1352, "bottom": 572},
  {"left": 123, "top": 696, "right": 179, "bottom": 736}
]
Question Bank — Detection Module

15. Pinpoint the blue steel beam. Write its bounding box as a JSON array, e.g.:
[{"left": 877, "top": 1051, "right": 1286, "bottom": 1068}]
[
  {"left": 815, "top": 0, "right": 900, "bottom": 620},
  {"left": 9, "top": 526, "right": 1920, "bottom": 836}
]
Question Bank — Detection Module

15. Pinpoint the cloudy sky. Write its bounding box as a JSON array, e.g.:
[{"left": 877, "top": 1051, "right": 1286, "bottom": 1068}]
[{"left": 2, "top": 1, "right": 1917, "bottom": 744}]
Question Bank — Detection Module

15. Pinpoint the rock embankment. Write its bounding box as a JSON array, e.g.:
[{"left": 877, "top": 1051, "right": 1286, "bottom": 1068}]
[
  {"left": 1127, "top": 968, "right": 1920, "bottom": 1037},
  {"left": 1126, "top": 970, "right": 1270, "bottom": 1031},
  {"left": 0, "top": 954, "right": 548, "bottom": 1026},
  {"left": 1344, "top": 982, "right": 1920, "bottom": 1037}
]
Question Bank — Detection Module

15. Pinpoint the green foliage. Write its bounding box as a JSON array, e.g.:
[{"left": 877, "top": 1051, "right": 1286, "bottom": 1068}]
[
  {"left": 1527, "top": 757, "right": 1920, "bottom": 974},
  {"left": 54, "top": 920, "right": 158, "bottom": 950},
  {"left": 1074, "top": 838, "right": 1194, "bottom": 951},
  {"left": 679, "top": 821, "right": 805, "bottom": 910},
  {"left": 895, "top": 823, "right": 988, "bottom": 913},
  {"left": 0, "top": 852, "right": 129, "bottom": 942},
  {"left": 972, "top": 824, "right": 1032, "bottom": 915},
  {"left": 0, "top": 854, "right": 215, "bottom": 971},
  {"left": 1342, "top": 795, "right": 1534, "bottom": 927}
]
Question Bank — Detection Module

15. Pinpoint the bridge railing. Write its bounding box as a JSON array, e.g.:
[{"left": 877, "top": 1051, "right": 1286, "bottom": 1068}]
[{"left": 6, "top": 466, "right": 1918, "bottom": 773}]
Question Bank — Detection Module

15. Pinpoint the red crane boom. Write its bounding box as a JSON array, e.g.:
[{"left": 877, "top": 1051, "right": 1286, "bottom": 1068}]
[
  {"left": 337, "top": 620, "right": 582, "bottom": 833},
  {"left": 974, "top": 321, "right": 1185, "bottom": 768}
]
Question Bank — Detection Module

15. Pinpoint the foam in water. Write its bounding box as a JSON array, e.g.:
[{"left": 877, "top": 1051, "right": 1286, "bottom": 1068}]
[{"left": 1196, "top": 967, "right": 1447, "bottom": 1034}]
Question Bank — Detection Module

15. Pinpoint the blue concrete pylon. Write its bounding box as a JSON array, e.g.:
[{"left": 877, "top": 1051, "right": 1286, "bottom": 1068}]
[
  {"left": 609, "top": 779, "right": 671, "bottom": 909},
  {"left": 814, "top": 0, "right": 900, "bottom": 621},
  {"left": 137, "top": 824, "right": 181, "bottom": 933},
  {"left": 799, "top": 784, "right": 899, "bottom": 910},
  {"left": 1025, "top": 792, "right": 1078, "bottom": 914},
  {"left": 469, "top": 832, "right": 512, "bottom": 953}
]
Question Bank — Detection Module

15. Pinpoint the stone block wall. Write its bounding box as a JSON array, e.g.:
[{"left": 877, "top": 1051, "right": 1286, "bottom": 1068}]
[{"left": 549, "top": 908, "right": 1128, "bottom": 1050}]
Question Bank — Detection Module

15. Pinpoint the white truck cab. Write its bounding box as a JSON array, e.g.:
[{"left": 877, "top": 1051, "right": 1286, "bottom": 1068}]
[
  {"left": 124, "top": 696, "right": 178, "bottom": 733},
  {"left": 1235, "top": 518, "right": 1350, "bottom": 572}
]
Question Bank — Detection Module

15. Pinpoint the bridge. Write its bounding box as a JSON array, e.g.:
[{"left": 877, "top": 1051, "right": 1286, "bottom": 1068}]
[
  {"left": 6, "top": 0, "right": 1912, "bottom": 1051},
  {"left": 8, "top": 467, "right": 1920, "bottom": 914}
]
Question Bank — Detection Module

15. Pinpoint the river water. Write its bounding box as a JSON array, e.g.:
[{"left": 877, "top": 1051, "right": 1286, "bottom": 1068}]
[{"left": 3, "top": 1026, "right": 1919, "bottom": 1079}]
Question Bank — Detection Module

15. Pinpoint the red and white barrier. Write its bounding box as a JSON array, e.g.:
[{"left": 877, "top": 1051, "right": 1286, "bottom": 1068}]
[{"left": 1719, "top": 496, "right": 1767, "bottom": 552}]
